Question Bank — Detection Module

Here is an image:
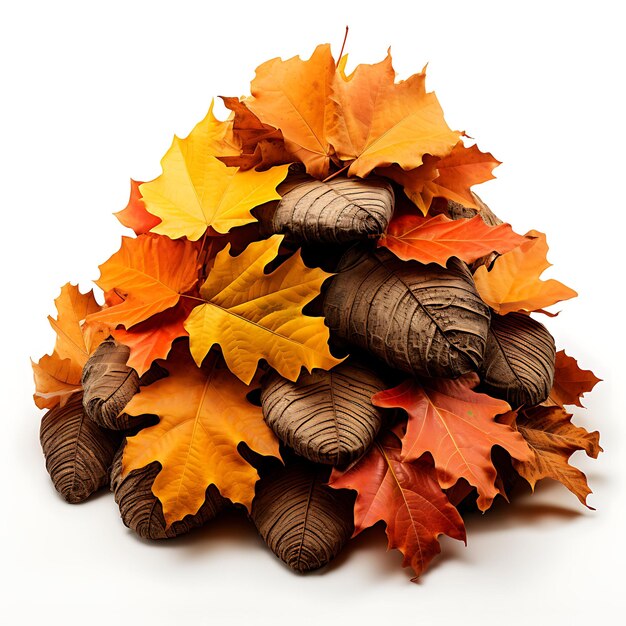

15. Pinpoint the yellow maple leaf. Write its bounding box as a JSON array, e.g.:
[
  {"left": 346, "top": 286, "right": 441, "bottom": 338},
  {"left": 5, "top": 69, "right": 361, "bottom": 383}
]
[
  {"left": 185, "top": 234, "right": 342, "bottom": 384},
  {"left": 122, "top": 347, "right": 280, "bottom": 527},
  {"left": 473, "top": 230, "right": 577, "bottom": 314},
  {"left": 328, "top": 51, "right": 460, "bottom": 178},
  {"left": 140, "top": 101, "right": 289, "bottom": 240}
]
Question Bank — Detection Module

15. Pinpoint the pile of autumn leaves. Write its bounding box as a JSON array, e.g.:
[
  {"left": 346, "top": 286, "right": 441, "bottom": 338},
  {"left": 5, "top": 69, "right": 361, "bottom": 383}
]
[{"left": 32, "top": 44, "right": 601, "bottom": 580}]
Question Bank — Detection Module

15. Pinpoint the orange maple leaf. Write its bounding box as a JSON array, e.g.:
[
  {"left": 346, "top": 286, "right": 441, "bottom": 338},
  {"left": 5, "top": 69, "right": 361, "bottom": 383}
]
[
  {"left": 114, "top": 179, "right": 161, "bottom": 235},
  {"left": 373, "top": 374, "right": 532, "bottom": 510},
  {"left": 86, "top": 234, "right": 198, "bottom": 329},
  {"left": 329, "top": 430, "right": 466, "bottom": 580},
  {"left": 247, "top": 44, "right": 336, "bottom": 178},
  {"left": 32, "top": 283, "right": 108, "bottom": 409},
  {"left": 549, "top": 351, "right": 602, "bottom": 408},
  {"left": 380, "top": 143, "right": 500, "bottom": 215},
  {"left": 379, "top": 213, "right": 525, "bottom": 266},
  {"left": 513, "top": 405, "right": 602, "bottom": 507},
  {"left": 122, "top": 346, "right": 281, "bottom": 527},
  {"left": 473, "top": 230, "right": 578, "bottom": 314},
  {"left": 328, "top": 51, "right": 460, "bottom": 178}
]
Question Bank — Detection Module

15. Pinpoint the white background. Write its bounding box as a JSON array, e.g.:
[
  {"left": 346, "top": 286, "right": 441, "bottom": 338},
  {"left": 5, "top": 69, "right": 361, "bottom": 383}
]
[{"left": 1, "top": 1, "right": 623, "bottom": 624}]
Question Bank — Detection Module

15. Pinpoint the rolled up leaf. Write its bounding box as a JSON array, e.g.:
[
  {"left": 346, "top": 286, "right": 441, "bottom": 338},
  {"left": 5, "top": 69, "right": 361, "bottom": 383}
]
[
  {"left": 324, "top": 246, "right": 491, "bottom": 378},
  {"left": 251, "top": 462, "right": 354, "bottom": 572},
  {"left": 40, "top": 392, "right": 119, "bottom": 503},
  {"left": 81, "top": 337, "right": 146, "bottom": 430},
  {"left": 110, "top": 443, "right": 226, "bottom": 539},
  {"left": 258, "top": 176, "right": 394, "bottom": 244},
  {"left": 261, "top": 359, "right": 387, "bottom": 466},
  {"left": 480, "top": 312, "right": 556, "bottom": 406},
  {"left": 442, "top": 194, "right": 503, "bottom": 226}
]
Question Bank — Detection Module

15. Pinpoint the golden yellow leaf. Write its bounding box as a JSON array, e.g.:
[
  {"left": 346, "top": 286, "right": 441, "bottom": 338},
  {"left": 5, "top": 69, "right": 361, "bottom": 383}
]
[
  {"left": 185, "top": 234, "right": 342, "bottom": 384},
  {"left": 473, "top": 230, "right": 577, "bottom": 314},
  {"left": 140, "top": 101, "right": 289, "bottom": 240},
  {"left": 122, "top": 347, "right": 280, "bottom": 527},
  {"left": 328, "top": 51, "right": 460, "bottom": 177}
]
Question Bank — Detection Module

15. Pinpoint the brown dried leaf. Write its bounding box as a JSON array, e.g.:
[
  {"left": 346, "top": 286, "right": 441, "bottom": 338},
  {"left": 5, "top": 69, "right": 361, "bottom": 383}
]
[
  {"left": 323, "top": 247, "right": 491, "bottom": 378},
  {"left": 110, "top": 443, "right": 226, "bottom": 539},
  {"left": 259, "top": 176, "right": 394, "bottom": 244},
  {"left": 261, "top": 359, "right": 387, "bottom": 465},
  {"left": 251, "top": 461, "right": 354, "bottom": 572},
  {"left": 40, "top": 393, "right": 120, "bottom": 503},
  {"left": 81, "top": 337, "right": 144, "bottom": 430},
  {"left": 480, "top": 312, "right": 556, "bottom": 406}
]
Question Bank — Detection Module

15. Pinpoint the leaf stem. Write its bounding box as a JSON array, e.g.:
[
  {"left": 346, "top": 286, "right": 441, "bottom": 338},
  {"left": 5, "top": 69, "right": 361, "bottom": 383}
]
[
  {"left": 323, "top": 163, "right": 350, "bottom": 183},
  {"left": 337, "top": 26, "right": 349, "bottom": 67}
]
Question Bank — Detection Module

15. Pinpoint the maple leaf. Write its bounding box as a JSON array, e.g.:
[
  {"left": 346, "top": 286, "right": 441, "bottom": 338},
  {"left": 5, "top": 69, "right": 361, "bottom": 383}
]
[
  {"left": 32, "top": 283, "right": 108, "bottom": 409},
  {"left": 379, "top": 213, "right": 525, "bottom": 266},
  {"left": 185, "top": 234, "right": 342, "bottom": 385},
  {"left": 138, "top": 99, "right": 289, "bottom": 240},
  {"left": 122, "top": 346, "right": 281, "bottom": 527},
  {"left": 86, "top": 234, "right": 198, "bottom": 329},
  {"left": 114, "top": 179, "right": 161, "bottom": 235},
  {"left": 549, "top": 350, "right": 602, "bottom": 408},
  {"left": 473, "top": 230, "right": 578, "bottom": 314},
  {"left": 247, "top": 44, "right": 336, "bottom": 178},
  {"left": 512, "top": 405, "right": 602, "bottom": 507},
  {"left": 328, "top": 51, "right": 460, "bottom": 178},
  {"left": 381, "top": 142, "right": 500, "bottom": 215},
  {"left": 372, "top": 375, "right": 532, "bottom": 510},
  {"left": 329, "top": 430, "right": 466, "bottom": 580}
]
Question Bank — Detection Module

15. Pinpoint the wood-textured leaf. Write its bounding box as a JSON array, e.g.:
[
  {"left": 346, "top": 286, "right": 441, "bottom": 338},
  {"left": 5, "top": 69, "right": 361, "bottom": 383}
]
[
  {"left": 251, "top": 462, "right": 354, "bottom": 572},
  {"left": 261, "top": 359, "right": 387, "bottom": 465},
  {"left": 110, "top": 444, "right": 226, "bottom": 539},
  {"left": 323, "top": 246, "right": 491, "bottom": 378},
  {"left": 259, "top": 176, "right": 394, "bottom": 244},
  {"left": 81, "top": 337, "right": 147, "bottom": 430},
  {"left": 40, "top": 393, "right": 120, "bottom": 503},
  {"left": 480, "top": 312, "right": 556, "bottom": 407}
]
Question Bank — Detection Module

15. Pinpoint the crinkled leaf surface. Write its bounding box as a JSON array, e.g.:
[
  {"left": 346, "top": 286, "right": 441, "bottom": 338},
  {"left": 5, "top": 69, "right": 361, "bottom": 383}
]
[
  {"left": 329, "top": 431, "right": 466, "bottom": 580},
  {"left": 185, "top": 234, "right": 342, "bottom": 384},
  {"left": 373, "top": 375, "right": 532, "bottom": 510},
  {"left": 122, "top": 347, "right": 280, "bottom": 527},
  {"left": 474, "top": 230, "right": 577, "bottom": 314}
]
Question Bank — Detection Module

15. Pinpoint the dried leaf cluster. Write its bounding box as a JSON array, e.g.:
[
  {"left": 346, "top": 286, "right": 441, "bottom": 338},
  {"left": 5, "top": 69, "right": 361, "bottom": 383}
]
[{"left": 33, "top": 42, "right": 601, "bottom": 581}]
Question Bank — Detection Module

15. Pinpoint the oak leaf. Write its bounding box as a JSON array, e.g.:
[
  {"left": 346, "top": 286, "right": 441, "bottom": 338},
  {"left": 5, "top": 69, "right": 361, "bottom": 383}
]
[
  {"left": 185, "top": 234, "right": 342, "bottom": 384},
  {"left": 328, "top": 51, "right": 460, "bottom": 178},
  {"left": 86, "top": 235, "right": 198, "bottom": 329},
  {"left": 473, "top": 230, "right": 577, "bottom": 314},
  {"left": 114, "top": 179, "right": 161, "bottom": 235},
  {"left": 32, "top": 284, "right": 108, "bottom": 409},
  {"left": 513, "top": 405, "right": 602, "bottom": 507},
  {"left": 247, "top": 44, "right": 336, "bottom": 178},
  {"left": 122, "top": 347, "right": 281, "bottom": 527},
  {"left": 549, "top": 350, "right": 601, "bottom": 408},
  {"left": 329, "top": 431, "right": 466, "bottom": 580},
  {"left": 372, "top": 375, "right": 532, "bottom": 510},
  {"left": 379, "top": 213, "right": 525, "bottom": 266},
  {"left": 139, "top": 100, "right": 289, "bottom": 240}
]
